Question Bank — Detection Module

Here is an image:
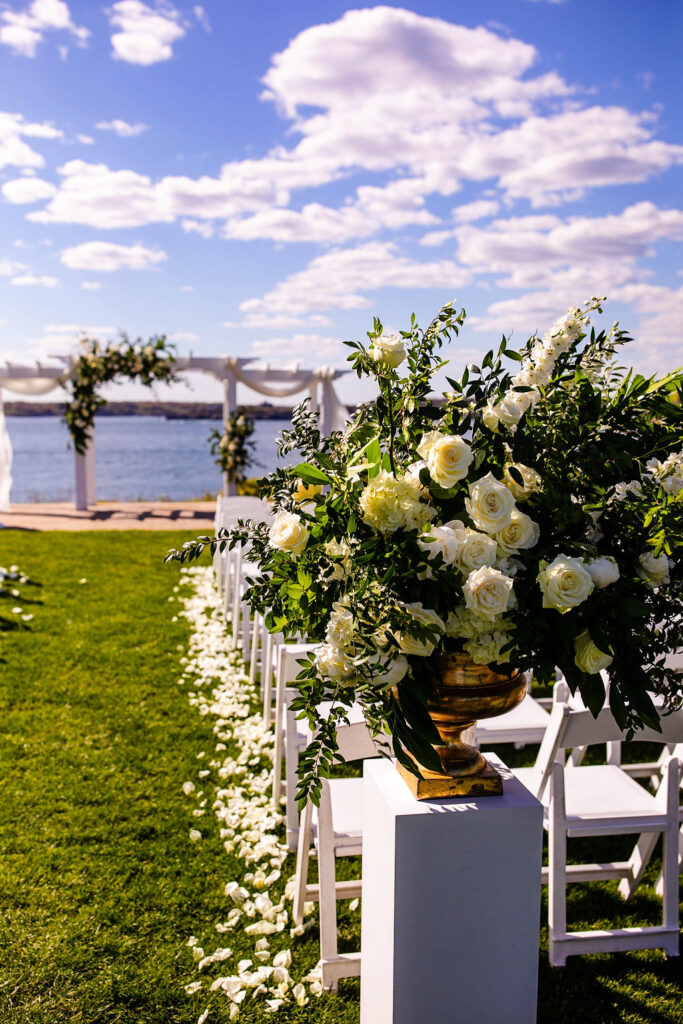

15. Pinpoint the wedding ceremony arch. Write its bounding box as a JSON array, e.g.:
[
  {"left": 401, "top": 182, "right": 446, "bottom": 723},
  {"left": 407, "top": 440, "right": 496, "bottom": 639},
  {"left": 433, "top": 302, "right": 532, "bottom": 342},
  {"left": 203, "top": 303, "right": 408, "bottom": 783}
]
[{"left": 0, "top": 354, "right": 349, "bottom": 511}]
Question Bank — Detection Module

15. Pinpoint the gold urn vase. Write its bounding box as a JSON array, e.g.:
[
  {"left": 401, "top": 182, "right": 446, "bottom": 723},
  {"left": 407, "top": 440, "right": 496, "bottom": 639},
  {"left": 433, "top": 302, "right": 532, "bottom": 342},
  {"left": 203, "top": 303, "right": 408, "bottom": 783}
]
[{"left": 397, "top": 653, "right": 527, "bottom": 800}]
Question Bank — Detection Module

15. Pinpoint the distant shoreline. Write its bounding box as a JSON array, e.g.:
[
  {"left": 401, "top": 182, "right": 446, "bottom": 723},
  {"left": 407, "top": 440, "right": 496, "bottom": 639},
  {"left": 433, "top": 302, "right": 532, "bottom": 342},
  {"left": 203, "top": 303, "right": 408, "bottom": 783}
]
[{"left": 4, "top": 401, "right": 294, "bottom": 420}]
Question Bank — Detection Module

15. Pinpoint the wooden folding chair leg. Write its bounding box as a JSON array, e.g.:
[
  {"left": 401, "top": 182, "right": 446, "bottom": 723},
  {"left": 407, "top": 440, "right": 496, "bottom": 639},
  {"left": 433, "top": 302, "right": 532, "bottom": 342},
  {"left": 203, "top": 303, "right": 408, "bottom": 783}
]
[
  {"left": 262, "top": 632, "right": 274, "bottom": 726},
  {"left": 618, "top": 832, "right": 659, "bottom": 900},
  {"left": 661, "top": 759, "right": 681, "bottom": 955},
  {"left": 271, "top": 646, "right": 286, "bottom": 809},
  {"left": 293, "top": 800, "right": 313, "bottom": 926},
  {"left": 548, "top": 762, "right": 568, "bottom": 967},
  {"left": 285, "top": 698, "right": 301, "bottom": 851},
  {"left": 249, "top": 611, "right": 260, "bottom": 689},
  {"left": 317, "top": 785, "right": 340, "bottom": 992}
]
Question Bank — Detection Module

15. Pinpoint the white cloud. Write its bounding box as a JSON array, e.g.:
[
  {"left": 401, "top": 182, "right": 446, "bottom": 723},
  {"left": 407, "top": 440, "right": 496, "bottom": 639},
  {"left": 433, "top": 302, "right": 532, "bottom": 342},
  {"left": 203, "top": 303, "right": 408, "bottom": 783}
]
[
  {"left": 10, "top": 274, "right": 59, "bottom": 286},
  {"left": 223, "top": 178, "right": 438, "bottom": 244},
  {"left": 2, "top": 177, "right": 57, "bottom": 203},
  {"left": 239, "top": 241, "right": 471, "bottom": 317},
  {"left": 108, "top": 1, "right": 185, "bottom": 65},
  {"left": 226, "top": 312, "right": 335, "bottom": 331},
  {"left": 0, "top": 258, "right": 27, "bottom": 275},
  {"left": 81, "top": 281, "right": 101, "bottom": 290},
  {"left": 616, "top": 284, "right": 683, "bottom": 371},
  {"left": 453, "top": 199, "right": 500, "bottom": 224},
  {"left": 455, "top": 202, "right": 683, "bottom": 280},
  {"left": 77, "top": 133, "right": 94, "bottom": 144},
  {"left": 193, "top": 5, "right": 210, "bottom": 32},
  {"left": 0, "top": 0, "right": 89, "bottom": 58},
  {"left": 23, "top": 9, "right": 683, "bottom": 247},
  {"left": 0, "top": 111, "right": 62, "bottom": 170},
  {"left": 29, "top": 159, "right": 285, "bottom": 228},
  {"left": 180, "top": 284, "right": 194, "bottom": 292},
  {"left": 95, "top": 118, "right": 148, "bottom": 137},
  {"left": 60, "top": 240, "right": 167, "bottom": 271},
  {"left": 167, "top": 330, "right": 199, "bottom": 342},
  {"left": 44, "top": 322, "right": 115, "bottom": 333},
  {"left": 250, "top": 333, "right": 347, "bottom": 365}
]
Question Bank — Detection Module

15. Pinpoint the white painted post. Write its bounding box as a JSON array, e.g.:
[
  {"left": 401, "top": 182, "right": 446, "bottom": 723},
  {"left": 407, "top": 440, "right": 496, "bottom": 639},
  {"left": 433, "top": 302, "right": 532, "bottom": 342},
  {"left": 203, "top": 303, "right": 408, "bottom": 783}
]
[
  {"left": 360, "top": 756, "right": 543, "bottom": 1024},
  {"left": 75, "top": 428, "right": 96, "bottom": 510},
  {"left": 223, "top": 374, "right": 238, "bottom": 497},
  {"left": 307, "top": 379, "right": 319, "bottom": 416}
]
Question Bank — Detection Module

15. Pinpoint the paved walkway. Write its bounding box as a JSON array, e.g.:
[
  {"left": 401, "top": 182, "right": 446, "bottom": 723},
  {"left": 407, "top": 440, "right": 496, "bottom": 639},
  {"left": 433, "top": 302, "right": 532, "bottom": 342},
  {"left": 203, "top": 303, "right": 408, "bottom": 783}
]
[{"left": 0, "top": 501, "right": 216, "bottom": 531}]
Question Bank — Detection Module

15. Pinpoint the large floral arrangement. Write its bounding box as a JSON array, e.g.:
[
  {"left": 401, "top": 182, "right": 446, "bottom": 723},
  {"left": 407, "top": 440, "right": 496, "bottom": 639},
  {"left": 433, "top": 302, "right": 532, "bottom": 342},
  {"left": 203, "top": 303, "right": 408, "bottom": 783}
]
[
  {"left": 169, "top": 299, "right": 682, "bottom": 801},
  {"left": 64, "top": 335, "right": 178, "bottom": 454},
  {"left": 208, "top": 407, "right": 256, "bottom": 484}
]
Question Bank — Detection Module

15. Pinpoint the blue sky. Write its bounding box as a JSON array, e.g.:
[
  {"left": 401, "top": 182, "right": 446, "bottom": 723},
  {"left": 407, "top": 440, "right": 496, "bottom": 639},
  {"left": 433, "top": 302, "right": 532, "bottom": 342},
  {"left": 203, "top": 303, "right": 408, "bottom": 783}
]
[{"left": 0, "top": 0, "right": 681, "bottom": 404}]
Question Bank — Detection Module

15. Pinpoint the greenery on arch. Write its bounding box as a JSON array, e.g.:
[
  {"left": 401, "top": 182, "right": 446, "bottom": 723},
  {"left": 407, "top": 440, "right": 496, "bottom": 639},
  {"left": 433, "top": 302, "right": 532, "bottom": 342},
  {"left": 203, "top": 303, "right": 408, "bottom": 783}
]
[
  {"left": 64, "top": 335, "right": 178, "bottom": 454},
  {"left": 208, "top": 406, "right": 255, "bottom": 484}
]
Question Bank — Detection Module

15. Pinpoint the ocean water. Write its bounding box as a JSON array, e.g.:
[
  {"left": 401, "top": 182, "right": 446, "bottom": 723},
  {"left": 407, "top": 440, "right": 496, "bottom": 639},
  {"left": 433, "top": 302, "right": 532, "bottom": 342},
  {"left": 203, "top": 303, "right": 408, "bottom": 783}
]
[{"left": 6, "top": 416, "right": 295, "bottom": 503}]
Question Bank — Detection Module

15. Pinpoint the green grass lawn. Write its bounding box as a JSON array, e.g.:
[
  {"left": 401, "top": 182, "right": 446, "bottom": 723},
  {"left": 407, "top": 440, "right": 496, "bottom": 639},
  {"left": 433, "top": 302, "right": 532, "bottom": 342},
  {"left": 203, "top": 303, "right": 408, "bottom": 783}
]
[{"left": 0, "top": 532, "right": 681, "bottom": 1024}]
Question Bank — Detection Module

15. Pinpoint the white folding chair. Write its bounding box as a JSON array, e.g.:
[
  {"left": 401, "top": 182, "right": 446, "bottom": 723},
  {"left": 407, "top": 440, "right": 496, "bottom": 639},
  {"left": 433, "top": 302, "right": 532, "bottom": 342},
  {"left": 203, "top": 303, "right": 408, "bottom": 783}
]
[
  {"left": 271, "top": 642, "right": 319, "bottom": 849},
  {"left": 293, "top": 717, "right": 388, "bottom": 991},
  {"left": 514, "top": 703, "right": 683, "bottom": 966}
]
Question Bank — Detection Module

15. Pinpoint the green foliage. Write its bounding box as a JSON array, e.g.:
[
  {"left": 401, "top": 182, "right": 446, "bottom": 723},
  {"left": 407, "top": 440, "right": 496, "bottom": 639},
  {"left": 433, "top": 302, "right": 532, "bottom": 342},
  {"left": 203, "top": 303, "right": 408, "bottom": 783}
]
[
  {"left": 168, "top": 299, "right": 683, "bottom": 802},
  {"left": 64, "top": 335, "right": 178, "bottom": 454},
  {"left": 208, "top": 406, "right": 256, "bottom": 483}
]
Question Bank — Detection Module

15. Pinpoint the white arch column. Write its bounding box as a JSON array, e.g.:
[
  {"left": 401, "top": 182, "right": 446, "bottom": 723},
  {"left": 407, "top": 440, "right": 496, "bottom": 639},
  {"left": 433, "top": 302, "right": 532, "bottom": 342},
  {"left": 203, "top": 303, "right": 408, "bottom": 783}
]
[
  {"left": 75, "top": 430, "right": 96, "bottom": 511},
  {"left": 222, "top": 375, "right": 238, "bottom": 497}
]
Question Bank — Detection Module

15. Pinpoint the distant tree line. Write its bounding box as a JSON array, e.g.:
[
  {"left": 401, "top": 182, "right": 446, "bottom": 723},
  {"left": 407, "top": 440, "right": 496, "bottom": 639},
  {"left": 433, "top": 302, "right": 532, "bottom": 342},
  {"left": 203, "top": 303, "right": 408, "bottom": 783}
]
[{"left": 3, "top": 401, "right": 296, "bottom": 420}]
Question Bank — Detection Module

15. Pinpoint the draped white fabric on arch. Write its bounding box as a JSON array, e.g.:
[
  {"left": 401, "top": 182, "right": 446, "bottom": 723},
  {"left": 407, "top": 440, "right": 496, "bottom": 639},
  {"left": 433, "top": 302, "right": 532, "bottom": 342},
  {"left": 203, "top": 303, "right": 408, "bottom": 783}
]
[{"left": 0, "top": 374, "right": 64, "bottom": 512}]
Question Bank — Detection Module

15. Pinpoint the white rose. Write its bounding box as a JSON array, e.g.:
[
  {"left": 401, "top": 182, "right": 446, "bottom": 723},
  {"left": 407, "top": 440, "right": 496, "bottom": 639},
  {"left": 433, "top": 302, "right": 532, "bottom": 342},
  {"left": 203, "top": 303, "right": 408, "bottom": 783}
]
[
  {"left": 574, "top": 630, "right": 613, "bottom": 674},
  {"left": 492, "top": 391, "right": 532, "bottom": 429},
  {"left": 268, "top": 511, "right": 310, "bottom": 558},
  {"left": 585, "top": 555, "right": 620, "bottom": 589},
  {"left": 396, "top": 602, "right": 445, "bottom": 657},
  {"left": 444, "top": 521, "right": 497, "bottom": 572},
  {"left": 371, "top": 652, "right": 409, "bottom": 688},
  {"left": 417, "top": 525, "right": 461, "bottom": 567},
  {"left": 370, "top": 332, "right": 406, "bottom": 369},
  {"left": 637, "top": 550, "right": 670, "bottom": 588},
  {"left": 417, "top": 431, "right": 473, "bottom": 488},
  {"left": 482, "top": 401, "right": 499, "bottom": 432},
  {"left": 465, "top": 472, "right": 516, "bottom": 534},
  {"left": 495, "top": 509, "right": 540, "bottom": 556},
  {"left": 537, "top": 554, "right": 594, "bottom": 613},
  {"left": 503, "top": 462, "right": 542, "bottom": 502},
  {"left": 325, "top": 599, "right": 354, "bottom": 646},
  {"left": 462, "top": 566, "right": 514, "bottom": 621},
  {"left": 315, "top": 641, "right": 355, "bottom": 681}
]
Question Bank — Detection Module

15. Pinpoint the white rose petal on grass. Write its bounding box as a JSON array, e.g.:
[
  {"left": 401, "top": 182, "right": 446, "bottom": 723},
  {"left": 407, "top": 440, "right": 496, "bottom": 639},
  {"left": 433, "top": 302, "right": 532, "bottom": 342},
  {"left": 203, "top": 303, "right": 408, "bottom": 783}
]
[
  {"left": 462, "top": 567, "right": 514, "bottom": 621},
  {"left": 503, "top": 463, "right": 542, "bottom": 502},
  {"left": 268, "top": 511, "right": 310, "bottom": 558},
  {"left": 585, "top": 556, "right": 620, "bottom": 589},
  {"left": 370, "top": 332, "right": 406, "bottom": 368},
  {"left": 574, "top": 630, "right": 613, "bottom": 674},
  {"left": 184, "top": 980, "right": 202, "bottom": 995},
  {"left": 197, "top": 1009, "right": 209, "bottom": 1024},
  {"left": 189, "top": 829, "right": 202, "bottom": 843},
  {"left": 465, "top": 473, "right": 516, "bottom": 534},
  {"left": 494, "top": 509, "right": 540, "bottom": 556},
  {"left": 537, "top": 555, "right": 594, "bottom": 613},
  {"left": 417, "top": 431, "right": 473, "bottom": 488},
  {"left": 637, "top": 551, "right": 670, "bottom": 588},
  {"left": 396, "top": 602, "right": 445, "bottom": 657}
]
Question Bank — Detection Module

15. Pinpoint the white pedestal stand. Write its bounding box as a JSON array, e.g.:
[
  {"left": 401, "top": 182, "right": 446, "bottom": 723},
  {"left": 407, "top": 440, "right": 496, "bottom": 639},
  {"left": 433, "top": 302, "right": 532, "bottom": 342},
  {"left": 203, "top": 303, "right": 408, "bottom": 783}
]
[{"left": 360, "top": 755, "right": 542, "bottom": 1024}]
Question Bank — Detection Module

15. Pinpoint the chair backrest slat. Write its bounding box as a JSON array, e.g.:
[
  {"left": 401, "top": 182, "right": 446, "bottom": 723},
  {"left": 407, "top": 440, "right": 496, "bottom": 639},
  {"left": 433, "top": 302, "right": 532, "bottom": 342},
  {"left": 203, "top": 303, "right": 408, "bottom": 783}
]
[{"left": 561, "top": 705, "right": 683, "bottom": 749}]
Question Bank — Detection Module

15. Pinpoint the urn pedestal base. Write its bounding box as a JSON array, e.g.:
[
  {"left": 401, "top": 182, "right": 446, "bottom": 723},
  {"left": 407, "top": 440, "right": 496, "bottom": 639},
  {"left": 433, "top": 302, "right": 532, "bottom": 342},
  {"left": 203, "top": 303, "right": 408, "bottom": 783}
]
[{"left": 396, "top": 755, "right": 503, "bottom": 798}]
